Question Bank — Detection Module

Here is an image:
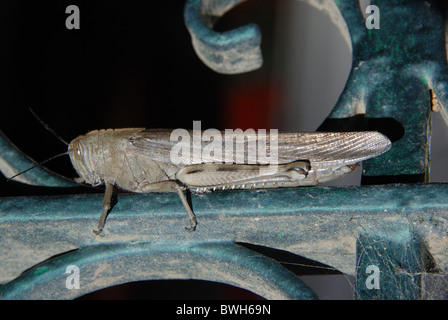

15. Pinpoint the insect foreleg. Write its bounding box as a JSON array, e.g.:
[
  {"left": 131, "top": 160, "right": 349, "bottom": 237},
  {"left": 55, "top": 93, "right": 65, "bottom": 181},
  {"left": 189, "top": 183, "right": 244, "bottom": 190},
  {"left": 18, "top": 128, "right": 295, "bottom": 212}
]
[{"left": 93, "top": 182, "right": 115, "bottom": 235}]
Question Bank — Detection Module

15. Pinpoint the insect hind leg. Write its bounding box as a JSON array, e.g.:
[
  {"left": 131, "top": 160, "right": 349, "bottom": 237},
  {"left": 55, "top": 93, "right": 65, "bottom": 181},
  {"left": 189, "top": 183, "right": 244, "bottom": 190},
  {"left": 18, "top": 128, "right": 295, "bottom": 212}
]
[{"left": 177, "top": 160, "right": 312, "bottom": 190}]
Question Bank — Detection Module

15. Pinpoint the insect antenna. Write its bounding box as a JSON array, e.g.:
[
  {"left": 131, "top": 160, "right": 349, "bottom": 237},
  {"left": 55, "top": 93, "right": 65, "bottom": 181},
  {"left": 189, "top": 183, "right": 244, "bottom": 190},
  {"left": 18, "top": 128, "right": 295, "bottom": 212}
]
[
  {"left": 29, "top": 108, "right": 69, "bottom": 146},
  {"left": 6, "top": 151, "right": 69, "bottom": 182}
]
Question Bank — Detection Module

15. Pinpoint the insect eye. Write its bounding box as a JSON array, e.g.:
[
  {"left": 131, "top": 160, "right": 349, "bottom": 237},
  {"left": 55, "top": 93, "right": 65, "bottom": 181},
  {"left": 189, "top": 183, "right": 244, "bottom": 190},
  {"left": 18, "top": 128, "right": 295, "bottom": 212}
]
[{"left": 75, "top": 142, "right": 83, "bottom": 160}]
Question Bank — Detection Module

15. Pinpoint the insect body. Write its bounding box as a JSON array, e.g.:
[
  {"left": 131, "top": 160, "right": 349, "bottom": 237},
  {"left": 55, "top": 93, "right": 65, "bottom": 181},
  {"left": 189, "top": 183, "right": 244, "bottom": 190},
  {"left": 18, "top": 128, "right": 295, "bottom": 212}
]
[{"left": 67, "top": 128, "right": 391, "bottom": 235}]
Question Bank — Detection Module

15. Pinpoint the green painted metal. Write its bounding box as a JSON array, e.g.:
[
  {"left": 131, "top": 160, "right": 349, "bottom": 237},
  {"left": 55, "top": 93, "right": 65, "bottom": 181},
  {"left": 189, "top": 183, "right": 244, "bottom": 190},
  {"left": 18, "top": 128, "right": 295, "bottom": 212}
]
[
  {"left": 0, "top": 184, "right": 447, "bottom": 298},
  {"left": 1, "top": 0, "right": 448, "bottom": 299},
  {"left": 184, "top": 0, "right": 263, "bottom": 74},
  {"left": 0, "top": 241, "right": 316, "bottom": 300},
  {"left": 355, "top": 228, "right": 429, "bottom": 300},
  {"left": 184, "top": 0, "right": 448, "bottom": 179},
  {"left": 182, "top": 0, "right": 448, "bottom": 299},
  {"left": 0, "top": 131, "right": 77, "bottom": 187},
  {"left": 329, "top": 0, "right": 448, "bottom": 180}
]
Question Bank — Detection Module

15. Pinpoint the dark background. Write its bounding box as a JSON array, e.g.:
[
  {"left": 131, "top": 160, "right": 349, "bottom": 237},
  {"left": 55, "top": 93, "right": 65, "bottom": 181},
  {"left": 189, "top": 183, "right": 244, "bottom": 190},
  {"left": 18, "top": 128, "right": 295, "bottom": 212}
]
[
  {"left": 0, "top": 0, "right": 300, "bottom": 300},
  {"left": 0, "top": 0, "right": 283, "bottom": 194}
]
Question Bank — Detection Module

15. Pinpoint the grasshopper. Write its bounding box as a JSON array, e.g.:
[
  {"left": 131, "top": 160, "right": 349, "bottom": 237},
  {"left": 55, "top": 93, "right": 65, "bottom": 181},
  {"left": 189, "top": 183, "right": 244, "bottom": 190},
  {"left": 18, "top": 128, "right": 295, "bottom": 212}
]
[{"left": 67, "top": 128, "right": 391, "bottom": 235}]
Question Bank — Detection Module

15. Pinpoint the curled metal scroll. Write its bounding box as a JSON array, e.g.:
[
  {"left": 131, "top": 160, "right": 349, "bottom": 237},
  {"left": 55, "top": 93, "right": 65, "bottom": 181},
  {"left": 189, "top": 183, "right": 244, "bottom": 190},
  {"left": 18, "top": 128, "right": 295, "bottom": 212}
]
[{"left": 184, "top": 0, "right": 448, "bottom": 181}]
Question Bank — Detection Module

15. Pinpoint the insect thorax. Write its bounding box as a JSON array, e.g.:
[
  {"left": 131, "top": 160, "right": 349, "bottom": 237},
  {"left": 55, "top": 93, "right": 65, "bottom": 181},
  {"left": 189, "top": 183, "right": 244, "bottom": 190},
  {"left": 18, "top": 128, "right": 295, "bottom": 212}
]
[{"left": 69, "top": 129, "right": 143, "bottom": 187}]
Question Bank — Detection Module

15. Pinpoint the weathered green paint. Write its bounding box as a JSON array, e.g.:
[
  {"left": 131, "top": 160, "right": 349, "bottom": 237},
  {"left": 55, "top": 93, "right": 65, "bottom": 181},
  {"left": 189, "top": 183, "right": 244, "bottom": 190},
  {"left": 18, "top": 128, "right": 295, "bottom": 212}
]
[
  {"left": 0, "top": 131, "right": 77, "bottom": 187},
  {"left": 0, "top": 184, "right": 447, "bottom": 299},
  {"left": 0, "top": 242, "right": 317, "bottom": 300},
  {"left": 323, "top": 0, "right": 447, "bottom": 178},
  {"left": 1, "top": 0, "right": 448, "bottom": 300},
  {"left": 355, "top": 228, "right": 429, "bottom": 300}
]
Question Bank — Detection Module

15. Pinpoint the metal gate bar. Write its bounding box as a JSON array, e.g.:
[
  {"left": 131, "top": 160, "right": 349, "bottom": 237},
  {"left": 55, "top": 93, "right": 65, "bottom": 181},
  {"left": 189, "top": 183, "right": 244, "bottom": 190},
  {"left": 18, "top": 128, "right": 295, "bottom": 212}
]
[{"left": 1, "top": 0, "right": 448, "bottom": 299}]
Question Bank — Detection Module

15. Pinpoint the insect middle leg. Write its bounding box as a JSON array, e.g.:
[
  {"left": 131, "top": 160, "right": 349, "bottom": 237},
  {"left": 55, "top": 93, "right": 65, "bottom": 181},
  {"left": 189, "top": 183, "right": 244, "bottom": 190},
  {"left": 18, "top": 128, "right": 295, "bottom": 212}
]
[{"left": 139, "top": 180, "right": 197, "bottom": 232}]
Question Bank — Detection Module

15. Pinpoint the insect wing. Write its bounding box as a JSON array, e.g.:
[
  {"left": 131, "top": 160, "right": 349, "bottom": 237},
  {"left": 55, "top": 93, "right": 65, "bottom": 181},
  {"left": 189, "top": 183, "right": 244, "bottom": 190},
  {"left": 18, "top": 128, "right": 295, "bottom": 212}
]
[
  {"left": 275, "top": 131, "right": 391, "bottom": 167},
  {"left": 128, "top": 129, "right": 176, "bottom": 164},
  {"left": 128, "top": 129, "right": 279, "bottom": 165},
  {"left": 128, "top": 129, "right": 391, "bottom": 167}
]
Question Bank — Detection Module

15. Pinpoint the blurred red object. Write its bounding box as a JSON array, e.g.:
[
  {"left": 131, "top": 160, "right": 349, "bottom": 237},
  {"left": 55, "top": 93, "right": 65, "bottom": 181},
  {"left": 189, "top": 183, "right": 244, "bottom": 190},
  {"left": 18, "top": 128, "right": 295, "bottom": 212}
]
[{"left": 223, "top": 79, "right": 280, "bottom": 130}]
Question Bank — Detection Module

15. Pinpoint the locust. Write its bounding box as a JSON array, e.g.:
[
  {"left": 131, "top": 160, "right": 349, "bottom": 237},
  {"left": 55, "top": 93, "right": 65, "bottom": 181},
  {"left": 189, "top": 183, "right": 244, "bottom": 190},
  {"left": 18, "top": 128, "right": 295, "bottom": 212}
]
[{"left": 66, "top": 128, "right": 391, "bottom": 235}]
